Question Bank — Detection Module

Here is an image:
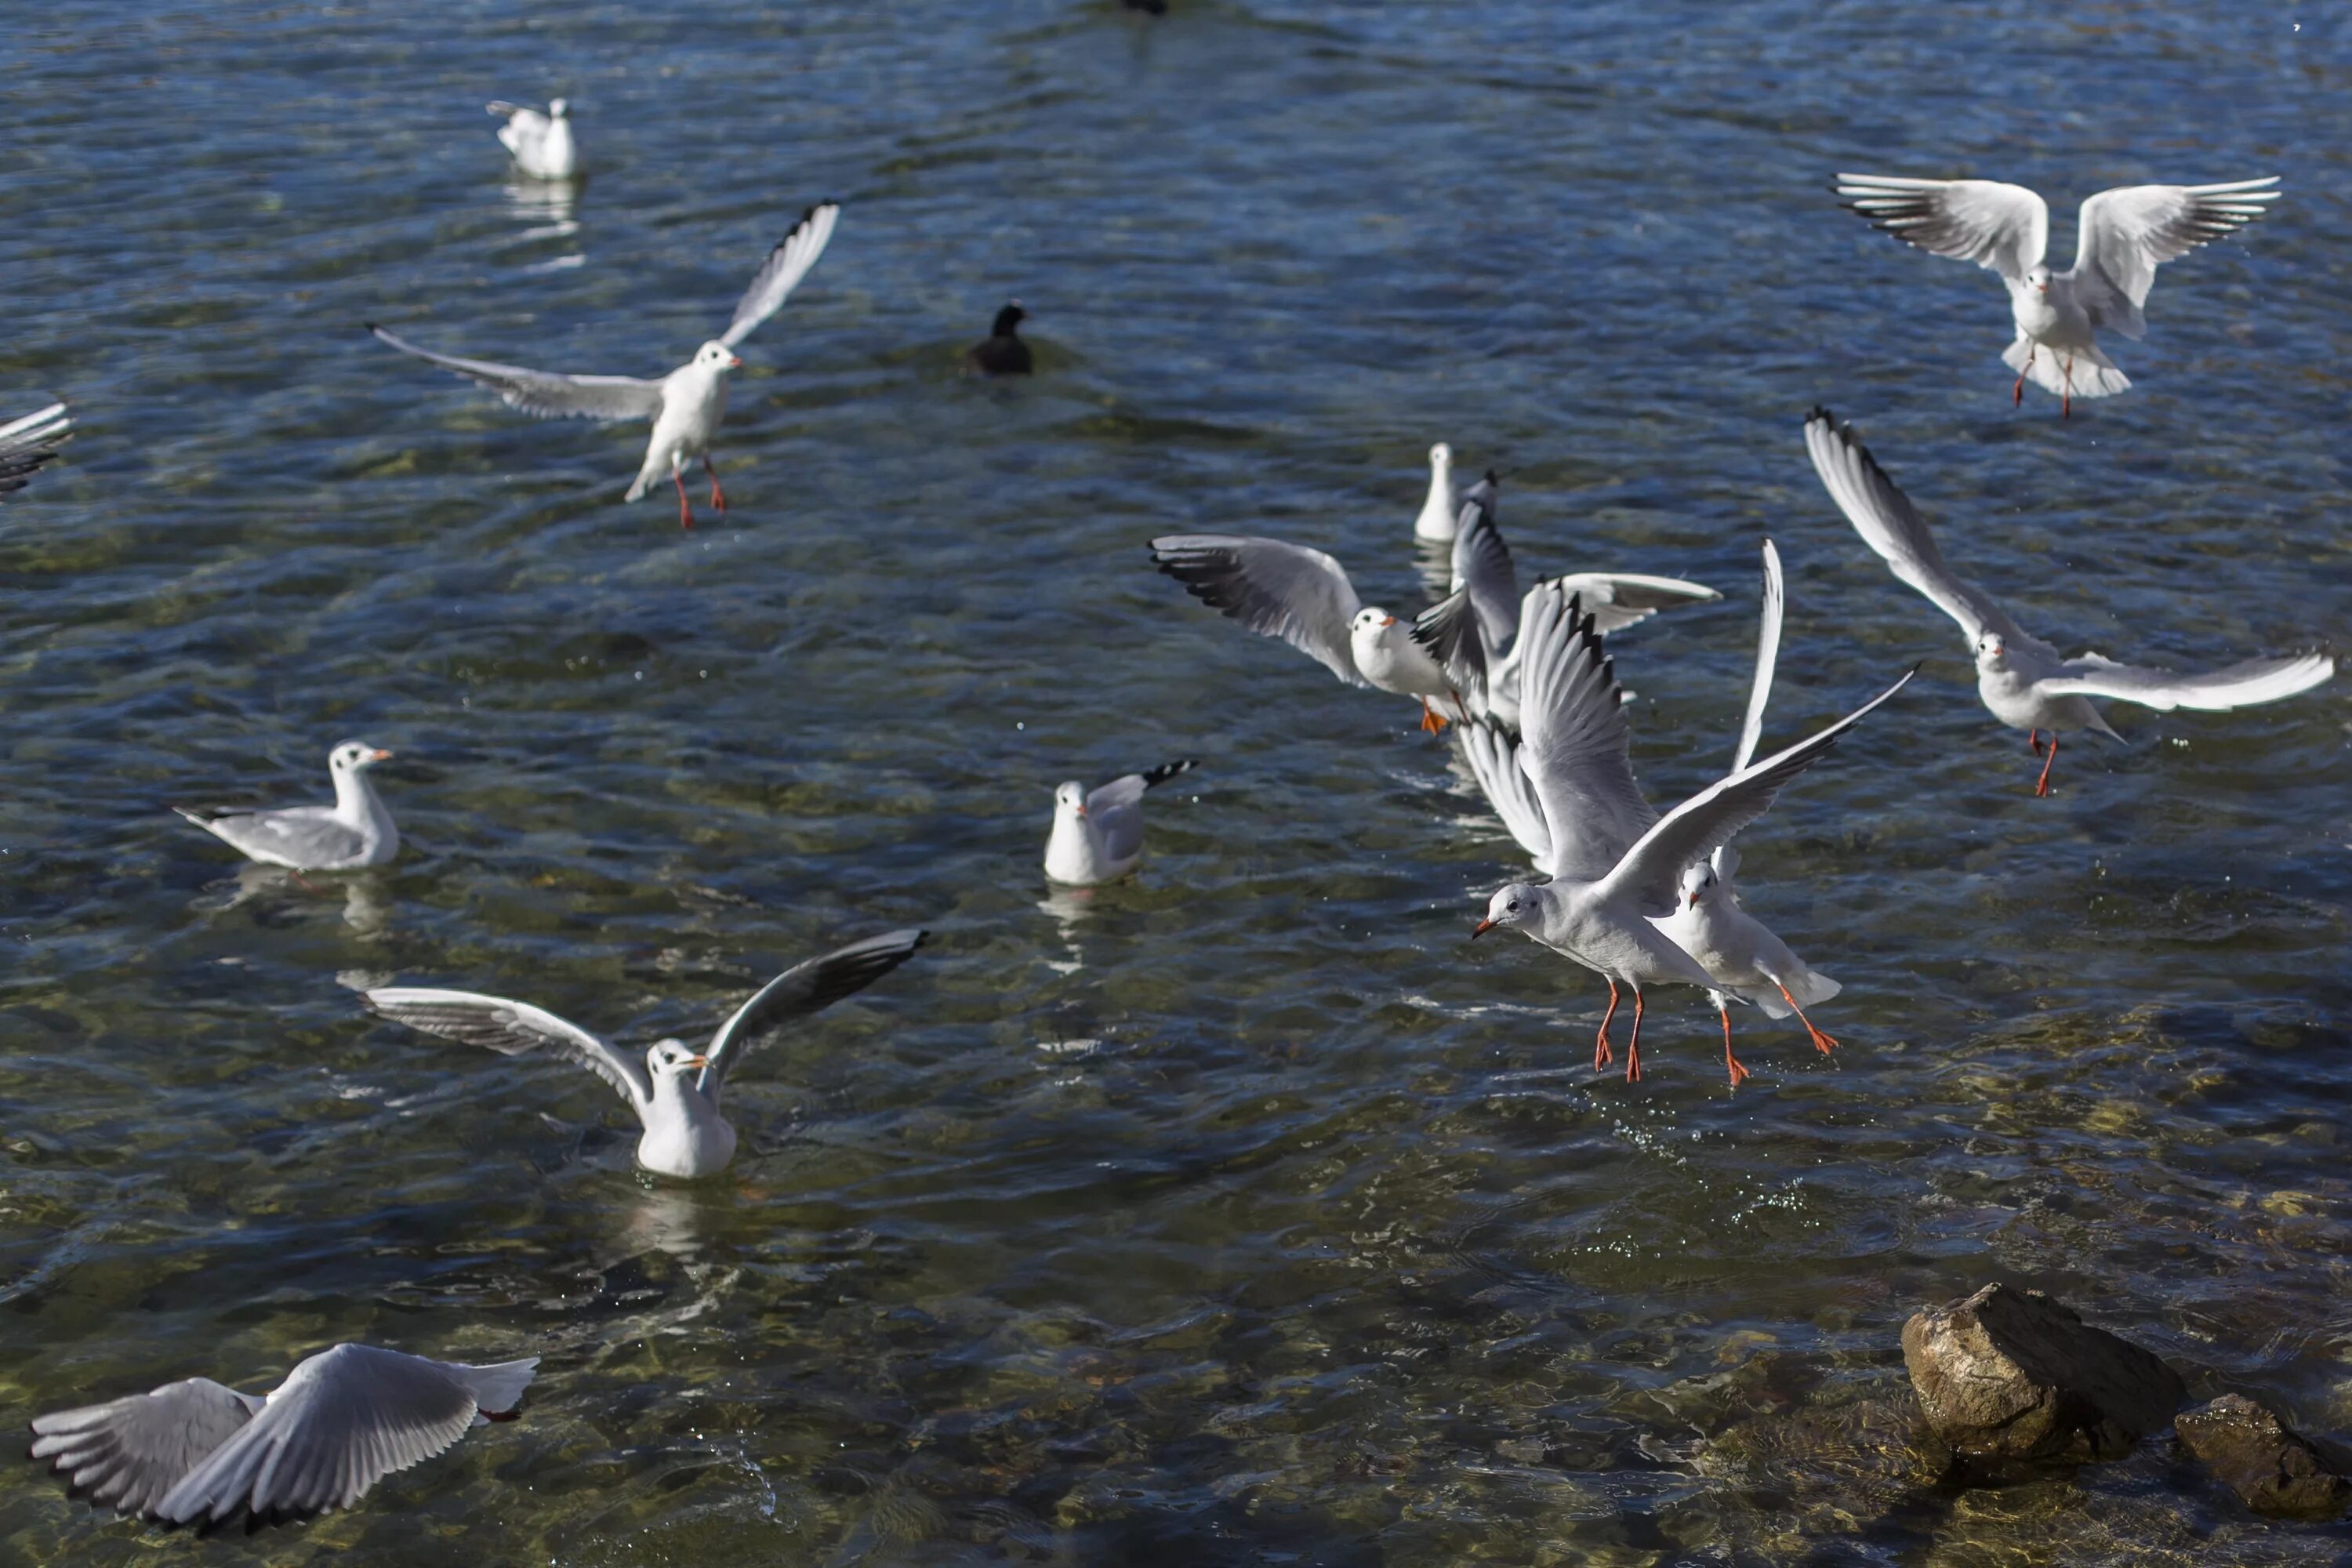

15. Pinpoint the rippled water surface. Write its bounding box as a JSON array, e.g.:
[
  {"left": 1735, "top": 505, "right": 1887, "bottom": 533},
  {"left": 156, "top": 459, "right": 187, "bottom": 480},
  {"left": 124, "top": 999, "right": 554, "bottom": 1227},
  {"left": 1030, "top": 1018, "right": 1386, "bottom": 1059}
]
[{"left": 5, "top": 2, "right": 2350, "bottom": 1563}]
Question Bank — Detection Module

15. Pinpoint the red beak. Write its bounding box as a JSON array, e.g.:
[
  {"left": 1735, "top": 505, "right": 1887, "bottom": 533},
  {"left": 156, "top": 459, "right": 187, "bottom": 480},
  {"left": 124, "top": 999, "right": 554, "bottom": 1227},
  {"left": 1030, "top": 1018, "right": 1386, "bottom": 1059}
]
[
  {"left": 728, "top": 354, "right": 743, "bottom": 368},
  {"left": 1380, "top": 615, "right": 1397, "bottom": 628},
  {"left": 1470, "top": 918, "right": 1496, "bottom": 938},
  {"left": 367, "top": 749, "right": 394, "bottom": 763}
]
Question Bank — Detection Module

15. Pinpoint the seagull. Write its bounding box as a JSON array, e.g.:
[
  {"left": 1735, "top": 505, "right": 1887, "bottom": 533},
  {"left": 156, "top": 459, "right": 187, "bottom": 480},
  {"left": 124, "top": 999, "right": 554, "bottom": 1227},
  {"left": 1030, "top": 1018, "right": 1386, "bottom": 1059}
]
[
  {"left": 488, "top": 97, "right": 576, "bottom": 180},
  {"left": 0, "top": 401, "right": 72, "bottom": 500},
  {"left": 1410, "top": 485, "right": 1720, "bottom": 728},
  {"left": 368, "top": 200, "right": 840, "bottom": 527},
  {"left": 1646, "top": 541, "right": 1845, "bottom": 1083},
  {"left": 1045, "top": 760, "right": 1199, "bottom": 885},
  {"left": 1835, "top": 172, "right": 2281, "bottom": 416},
  {"left": 1467, "top": 582, "right": 1912, "bottom": 1082},
  {"left": 29, "top": 1344, "right": 536, "bottom": 1528},
  {"left": 1414, "top": 442, "right": 1461, "bottom": 542},
  {"left": 964, "top": 302, "right": 1033, "bottom": 376},
  {"left": 173, "top": 741, "right": 398, "bottom": 871},
  {"left": 361, "top": 929, "right": 927, "bottom": 1179},
  {"left": 1805, "top": 407, "right": 2334, "bottom": 796},
  {"left": 1149, "top": 533, "right": 1468, "bottom": 731}
]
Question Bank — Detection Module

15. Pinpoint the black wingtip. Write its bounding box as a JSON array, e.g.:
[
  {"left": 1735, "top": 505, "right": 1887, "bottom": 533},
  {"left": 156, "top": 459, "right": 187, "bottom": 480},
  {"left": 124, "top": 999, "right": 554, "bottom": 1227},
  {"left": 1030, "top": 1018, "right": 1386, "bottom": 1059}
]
[
  {"left": 363, "top": 321, "right": 380, "bottom": 334},
  {"left": 1142, "top": 759, "right": 1200, "bottom": 789}
]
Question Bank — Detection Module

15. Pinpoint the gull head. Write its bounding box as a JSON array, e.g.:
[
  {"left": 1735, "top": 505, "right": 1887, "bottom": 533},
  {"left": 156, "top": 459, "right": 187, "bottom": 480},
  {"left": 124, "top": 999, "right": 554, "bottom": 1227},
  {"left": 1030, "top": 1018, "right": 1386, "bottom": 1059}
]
[
  {"left": 1471, "top": 882, "right": 1542, "bottom": 938},
  {"left": 1973, "top": 630, "right": 2009, "bottom": 668},
  {"left": 1679, "top": 861, "right": 1721, "bottom": 911},
  {"left": 328, "top": 740, "right": 394, "bottom": 775},
  {"left": 693, "top": 340, "right": 745, "bottom": 373},
  {"left": 2024, "top": 264, "right": 2051, "bottom": 297},
  {"left": 646, "top": 1039, "right": 709, "bottom": 1079},
  {"left": 1428, "top": 442, "right": 1453, "bottom": 476},
  {"left": 1053, "top": 781, "right": 1088, "bottom": 820},
  {"left": 549, "top": 97, "right": 570, "bottom": 118},
  {"left": 1351, "top": 606, "right": 1399, "bottom": 635}
]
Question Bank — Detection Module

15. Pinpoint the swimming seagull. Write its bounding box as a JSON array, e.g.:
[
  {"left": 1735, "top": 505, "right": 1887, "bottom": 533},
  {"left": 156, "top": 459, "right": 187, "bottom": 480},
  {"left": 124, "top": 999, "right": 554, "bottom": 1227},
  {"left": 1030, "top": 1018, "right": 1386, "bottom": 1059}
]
[
  {"left": 1467, "top": 582, "right": 1913, "bottom": 1082},
  {"left": 1149, "top": 533, "right": 1468, "bottom": 731},
  {"left": 1045, "top": 760, "right": 1199, "bottom": 885},
  {"left": 488, "top": 97, "right": 576, "bottom": 180},
  {"left": 964, "top": 302, "right": 1033, "bottom": 376},
  {"left": 0, "top": 401, "right": 72, "bottom": 500},
  {"left": 1413, "top": 443, "right": 1460, "bottom": 542},
  {"left": 173, "top": 740, "right": 398, "bottom": 871},
  {"left": 28, "top": 1344, "right": 537, "bottom": 1527},
  {"left": 367, "top": 200, "right": 840, "bottom": 527},
  {"left": 361, "top": 928, "right": 926, "bottom": 1179},
  {"left": 1805, "top": 407, "right": 2334, "bottom": 796},
  {"left": 1835, "top": 172, "right": 2280, "bottom": 416}
]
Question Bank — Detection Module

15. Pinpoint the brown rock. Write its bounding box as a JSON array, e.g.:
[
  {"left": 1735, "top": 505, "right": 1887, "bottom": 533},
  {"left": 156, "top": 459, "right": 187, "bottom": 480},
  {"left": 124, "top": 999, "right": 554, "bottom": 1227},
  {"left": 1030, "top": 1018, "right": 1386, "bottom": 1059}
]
[
  {"left": 2176, "top": 1393, "right": 2349, "bottom": 1519},
  {"left": 1900, "top": 1283, "right": 2184, "bottom": 1465}
]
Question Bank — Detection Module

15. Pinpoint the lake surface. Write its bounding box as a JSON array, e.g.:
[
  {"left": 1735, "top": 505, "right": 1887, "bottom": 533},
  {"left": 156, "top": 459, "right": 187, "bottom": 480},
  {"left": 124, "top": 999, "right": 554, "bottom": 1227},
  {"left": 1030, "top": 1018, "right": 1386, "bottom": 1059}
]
[{"left": 4, "top": 2, "right": 2349, "bottom": 1563}]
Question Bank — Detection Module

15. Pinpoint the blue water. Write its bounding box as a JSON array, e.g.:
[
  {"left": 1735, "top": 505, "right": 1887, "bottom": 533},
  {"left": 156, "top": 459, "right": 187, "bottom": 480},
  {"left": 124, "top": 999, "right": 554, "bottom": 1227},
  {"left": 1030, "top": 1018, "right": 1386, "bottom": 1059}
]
[{"left": 3, "top": 2, "right": 2348, "bottom": 1563}]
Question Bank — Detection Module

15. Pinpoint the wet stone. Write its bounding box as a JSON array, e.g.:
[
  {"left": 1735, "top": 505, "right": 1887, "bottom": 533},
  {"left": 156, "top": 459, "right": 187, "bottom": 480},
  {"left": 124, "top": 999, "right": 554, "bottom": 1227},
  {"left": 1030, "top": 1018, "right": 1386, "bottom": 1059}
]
[{"left": 2175, "top": 1393, "right": 2349, "bottom": 1519}]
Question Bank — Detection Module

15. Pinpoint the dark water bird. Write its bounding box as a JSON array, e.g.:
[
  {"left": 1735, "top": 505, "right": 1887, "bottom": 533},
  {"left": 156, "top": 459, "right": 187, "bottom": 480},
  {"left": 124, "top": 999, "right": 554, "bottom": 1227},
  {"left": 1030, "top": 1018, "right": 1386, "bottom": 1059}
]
[
  {"left": 1124, "top": 0, "right": 1169, "bottom": 13},
  {"left": 964, "top": 303, "right": 1033, "bottom": 376}
]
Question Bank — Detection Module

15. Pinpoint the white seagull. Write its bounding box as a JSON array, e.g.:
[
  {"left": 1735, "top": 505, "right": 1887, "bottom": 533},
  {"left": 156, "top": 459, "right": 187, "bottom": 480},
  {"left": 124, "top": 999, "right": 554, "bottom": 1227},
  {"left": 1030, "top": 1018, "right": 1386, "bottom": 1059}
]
[
  {"left": 1466, "top": 582, "right": 1912, "bottom": 1081},
  {"left": 173, "top": 740, "right": 398, "bottom": 871},
  {"left": 368, "top": 200, "right": 840, "bottom": 527},
  {"left": 488, "top": 97, "right": 576, "bottom": 180},
  {"left": 0, "top": 401, "right": 73, "bottom": 500},
  {"left": 1806, "top": 407, "right": 2333, "bottom": 796},
  {"left": 1150, "top": 533, "right": 1469, "bottom": 732},
  {"left": 1835, "top": 172, "right": 2281, "bottom": 415},
  {"left": 1414, "top": 442, "right": 1460, "bottom": 541},
  {"left": 29, "top": 1343, "right": 537, "bottom": 1527},
  {"left": 362, "top": 928, "right": 926, "bottom": 1179},
  {"left": 1045, "top": 760, "right": 1200, "bottom": 885}
]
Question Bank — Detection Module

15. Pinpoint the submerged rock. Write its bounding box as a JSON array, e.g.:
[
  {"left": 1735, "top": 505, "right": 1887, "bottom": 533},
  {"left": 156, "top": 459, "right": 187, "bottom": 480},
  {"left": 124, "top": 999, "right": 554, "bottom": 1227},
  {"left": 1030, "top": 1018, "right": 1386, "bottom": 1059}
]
[
  {"left": 2176, "top": 1393, "right": 2349, "bottom": 1519},
  {"left": 1900, "top": 1283, "right": 2184, "bottom": 1465}
]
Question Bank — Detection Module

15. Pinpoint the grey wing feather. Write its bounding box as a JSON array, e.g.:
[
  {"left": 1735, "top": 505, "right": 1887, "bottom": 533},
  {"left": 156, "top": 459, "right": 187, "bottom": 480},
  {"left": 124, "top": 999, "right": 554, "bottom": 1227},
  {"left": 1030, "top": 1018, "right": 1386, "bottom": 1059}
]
[
  {"left": 361, "top": 987, "right": 650, "bottom": 1108},
  {"left": 2070, "top": 178, "right": 2280, "bottom": 337},
  {"left": 0, "top": 401, "right": 71, "bottom": 497},
  {"left": 178, "top": 805, "right": 365, "bottom": 869},
  {"left": 1548, "top": 572, "right": 1722, "bottom": 635},
  {"left": 699, "top": 928, "right": 926, "bottom": 1094},
  {"left": 1733, "top": 540, "right": 1784, "bottom": 774},
  {"left": 1512, "top": 583, "right": 1659, "bottom": 882},
  {"left": 367, "top": 325, "right": 665, "bottom": 421},
  {"left": 30, "top": 1377, "right": 260, "bottom": 1519},
  {"left": 151, "top": 1345, "right": 483, "bottom": 1525},
  {"left": 1601, "top": 667, "right": 1915, "bottom": 918},
  {"left": 1835, "top": 174, "right": 2049, "bottom": 280},
  {"left": 1086, "top": 757, "right": 1198, "bottom": 817},
  {"left": 1410, "top": 589, "right": 1487, "bottom": 706},
  {"left": 1804, "top": 408, "right": 2054, "bottom": 660},
  {"left": 1149, "top": 534, "right": 1369, "bottom": 687},
  {"left": 718, "top": 202, "right": 841, "bottom": 349},
  {"left": 2040, "top": 650, "right": 2332, "bottom": 712},
  {"left": 1450, "top": 504, "right": 1519, "bottom": 651},
  {"left": 1457, "top": 717, "right": 1556, "bottom": 872}
]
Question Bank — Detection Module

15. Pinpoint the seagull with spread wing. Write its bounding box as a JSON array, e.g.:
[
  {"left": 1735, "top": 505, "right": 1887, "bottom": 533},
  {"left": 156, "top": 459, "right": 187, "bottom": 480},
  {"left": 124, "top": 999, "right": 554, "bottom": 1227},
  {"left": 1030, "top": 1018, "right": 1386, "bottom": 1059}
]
[
  {"left": 29, "top": 1343, "right": 536, "bottom": 1528},
  {"left": 1806, "top": 408, "right": 2333, "bottom": 797},
  {"left": 1467, "top": 581, "right": 1912, "bottom": 1083},
  {"left": 488, "top": 97, "right": 576, "bottom": 180},
  {"left": 1835, "top": 172, "right": 2279, "bottom": 415},
  {"left": 362, "top": 927, "right": 925, "bottom": 1178},
  {"left": 368, "top": 201, "right": 840, "bottom": 526}
]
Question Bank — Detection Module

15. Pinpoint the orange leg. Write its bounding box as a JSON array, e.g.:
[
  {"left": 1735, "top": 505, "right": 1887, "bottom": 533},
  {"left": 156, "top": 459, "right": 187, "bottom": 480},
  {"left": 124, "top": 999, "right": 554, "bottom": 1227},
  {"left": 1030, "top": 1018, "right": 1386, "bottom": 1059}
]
[
  {"left": 1777, "top": 982, "right": 1838, "bottom": 1055},
  {"left": 1719, "top": 1006, "right": 1750, "bottom": 1089},
  {"left": 1624, "top": 989, "right": 1644, "bottom": 1083},
  {"left": 2013, "top": 345, "right": 2031, "bottom": 407},
  {"left": 2034, "top": 732, "right": 2060, "bottom": 797},
  {"left": 2060, "top": 354, "right": 2074, "bottom": 419},
  {"left": 670, "top": 463, "right": 695, "bottom": 530},
  {"left": 1595, "top": 979, "right": 1618, "bottom": 1071},
  {"left": 2027, "top": 728, "right": 2042, "bottom": 755},
  {"left": 704, "top": 454, "right": 727, "bottom": 512},
  {"left": 1418, "top": 698, "right": 1449, "bottom": 734}
]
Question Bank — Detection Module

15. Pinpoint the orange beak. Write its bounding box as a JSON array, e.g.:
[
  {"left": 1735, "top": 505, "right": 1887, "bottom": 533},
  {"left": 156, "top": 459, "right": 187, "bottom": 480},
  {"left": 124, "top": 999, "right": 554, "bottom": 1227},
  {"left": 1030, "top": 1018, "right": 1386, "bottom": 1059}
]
[
  {"left": 367, "top": 749, "right": 394, "bottom": 763},
  {"left": 1470, "top": 918, "right": 1496, "bottom": 938},
  {"left": 1686, "top": 891, "right": 1698, "bottom": 909},
  {"left": 1380, "top": 615, "right": 1397, "bottom": 628},
  {"left": 684, "top": 1054, "right": 710, "bottom": 1069},
  {"left": 728, "top": 354, "right": 743, "bottom": 368}
]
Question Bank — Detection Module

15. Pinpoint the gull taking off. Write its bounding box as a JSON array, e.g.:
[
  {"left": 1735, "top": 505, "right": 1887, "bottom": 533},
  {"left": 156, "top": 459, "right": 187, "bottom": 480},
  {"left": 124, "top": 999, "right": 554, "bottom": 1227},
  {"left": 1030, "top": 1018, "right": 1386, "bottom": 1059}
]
[
  {"left": 1149, "top": 533, "right": 1468, "bottom": 731},
  {"left": 1835, "top": 172, "right": 2280, "bottom": 416},
  {"left": 1467, "top": 582, "right": 1912, "bottom": 1082},
  {"left": 368, "top": 201, "right": 840, "bottom": 526},
  {"left": 488, "top": 98, "right": 576, "bottom": 180},
  {"left": 30, "top": 1344, "right": 536, "bottom": 1527},
  {"left": 1045, "top": 760, "right": 1199, "bottom": 885},
  {"left": 362, "top": 928, "right": 926, "bottom": 1179},
  {"left": 174, "top": 740, "right": 398, "bottom": 871},
  {"left": 1806, "top": 408, "right": 2333, "bottom": 796},
  {"left": 0, "top": 401, "right": 72, "bottom": 500}
]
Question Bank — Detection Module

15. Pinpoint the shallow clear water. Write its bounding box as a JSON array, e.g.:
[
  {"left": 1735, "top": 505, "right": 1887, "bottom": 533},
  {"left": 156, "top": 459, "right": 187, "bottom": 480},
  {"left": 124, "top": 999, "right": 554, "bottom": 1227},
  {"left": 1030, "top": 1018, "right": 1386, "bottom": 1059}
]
[{"left": 4, "top": 2, "right": 2350, "bottom": 1563}]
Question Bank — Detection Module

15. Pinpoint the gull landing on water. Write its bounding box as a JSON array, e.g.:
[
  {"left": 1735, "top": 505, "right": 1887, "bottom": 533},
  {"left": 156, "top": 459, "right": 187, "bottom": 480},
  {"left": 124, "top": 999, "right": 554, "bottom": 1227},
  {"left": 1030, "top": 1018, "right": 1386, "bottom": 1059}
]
[
  {"left": 1835, "top": 172, "right": 2280, "bottom": 416},
  {"left": 1045, "top": 759, "right": 1199, "bottom": 885},
  {"left": 173, "top": 741, "right": 398, "bottom": 871},
  {"left": 488, "top": 97, "right": 576, "bottom": 180},
  {"left": 368, "top": 201, "right": 840, "bottom": 527},
  {"left": 29, "top": 1344, "right": 536, "bottom": 1527},
  {"left": 362, "top": 928, "right": 926, "bottom": 1179},
  {"left": 1806, "top": 408, "right": 2333, "bottom": 796}
]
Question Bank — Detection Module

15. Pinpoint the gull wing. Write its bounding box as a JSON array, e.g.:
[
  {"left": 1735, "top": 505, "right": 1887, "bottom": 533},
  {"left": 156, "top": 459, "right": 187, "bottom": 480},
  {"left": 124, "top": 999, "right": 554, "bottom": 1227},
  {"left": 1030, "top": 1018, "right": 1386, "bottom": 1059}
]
[
  {"left": 362, "top": 987, "right": 650, "bottom": 1109},
  {"left": 1547, "top": 572, "right": 1721, "bottom": 636},
  {"left": 699, "top": 929, "right": 927, "bottom": 1095},
  {"left": 718, "top": 202, "right": 841, "bottom": 349},
  {"left": 1450, "top": 500, "right": 1519, "bottom": 652},
  {"left": 2069, "top": 177, "right": 2281, "bottom": 338},
  {"left": 1512, "top": 582, "right": 1658, "bottom": 882},
  {"left": 1835, "top": 174, "right": 2049, "bottom": 281},
  {"left": 1732, "top": 539, "right": 1784, "bottom": 774},
  {"left": 2040, "top": 649, "right": 2332, "bottom": 712},
  {"left": 176, "top": 805, "right": 365, "bottom": 871},
  {"left": 1410, "top": 588, "right": 1486, "bottom": 707},
  {"left": 1457, "top": 717, "right": 1556, "bottom": 873},
  {"left": 1085, "top": 760, "right": 1199, "bottom": 866},
  {"left": 366, "top": 325, "right": 664, "bottom": 421},
  {"left": 0, "top": 401, "right": 72, "bottom": 498},
  {"left": 30, "top": 1377, "right": 260, "bottom": 1519},
  {"left": 1149, "top": 534, "right": 1370, "bottom": 687}
]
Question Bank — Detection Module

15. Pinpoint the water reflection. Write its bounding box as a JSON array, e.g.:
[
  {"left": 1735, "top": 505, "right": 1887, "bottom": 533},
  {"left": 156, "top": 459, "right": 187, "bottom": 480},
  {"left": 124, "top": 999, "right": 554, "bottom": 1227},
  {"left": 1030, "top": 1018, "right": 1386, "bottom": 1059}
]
[
  {"left": 1036, "top": 884, "right": 1096, "bottom": 973},
  {"left": 191, "top": 862, "right": 394, "bottom": 936},
  {"left": 501, "top": 177, "right": 584, "bottom": 272}
]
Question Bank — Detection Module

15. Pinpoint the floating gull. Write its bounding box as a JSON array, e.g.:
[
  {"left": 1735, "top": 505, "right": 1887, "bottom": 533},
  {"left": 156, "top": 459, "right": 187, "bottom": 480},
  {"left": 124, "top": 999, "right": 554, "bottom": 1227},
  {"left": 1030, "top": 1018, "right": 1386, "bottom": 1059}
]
[
  {"left": 1045, "top": 759, "right": 1198, "bottom": 885},
  {"left": 174, "top": 740, "right": 398, "bottom": 871},
  {"left": 29, "top": 1343, "right": 536, "bottom": 1527},
  {"left": 1414, "top": 442, "right": 1461, "bottom": 542},
  {"left": 0, "top": 401, "right": 72, "bottom": 501},
  {"left": 1468, "top": 582, "right": 1912, "bottom": 1081},
  {"left": 1835, "top": 172, "right": 2280, "bottom": 415},
  {"left": 362, "top": 928, "right": 926, "bottom": 1178},
  {"left": 488, "top": 97, "right": 576, "bottom": 180},
  {"left": 1806, "top": 407, "right": 2333, "bottom": 796},
  {"left": 368, "top": 201, "right": 840, "bottom": 526},
  {"left": 964, "top": 302, "right": 1033, "bottom": 376}
]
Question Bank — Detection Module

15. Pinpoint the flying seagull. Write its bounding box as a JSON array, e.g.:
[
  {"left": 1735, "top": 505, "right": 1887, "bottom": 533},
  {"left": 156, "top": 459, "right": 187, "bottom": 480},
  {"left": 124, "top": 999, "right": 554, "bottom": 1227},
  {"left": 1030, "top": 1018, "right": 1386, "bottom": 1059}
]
[
  {"left": 362, "top": 928, "right": 926, "bottom": 1178},
  {"left": 1806, "top": 407, "right": 2332, "bottom": 795},
  {"left": 368, "top": 201, "right": 840, "bottom": 526},
  {"left": 1045, "top": 759, "right": 1198, "bottom": 884},
  {"left": 1835, "top": 172, "right": 2280, "bottom": 415},
  {"left": 173, "top": 740, "right": 398, "bottom": 871},
  {"left": 488, "top": 98, "right": 576, "bottom": 180}
]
